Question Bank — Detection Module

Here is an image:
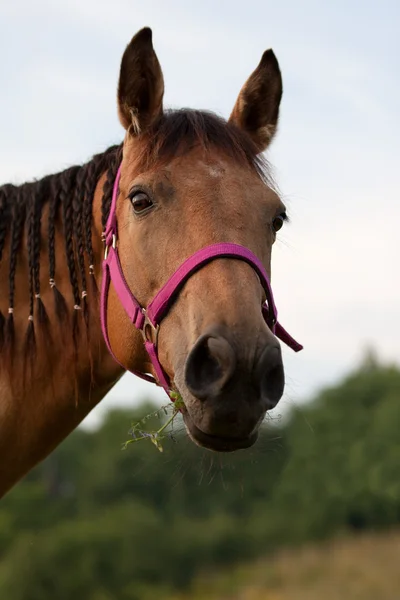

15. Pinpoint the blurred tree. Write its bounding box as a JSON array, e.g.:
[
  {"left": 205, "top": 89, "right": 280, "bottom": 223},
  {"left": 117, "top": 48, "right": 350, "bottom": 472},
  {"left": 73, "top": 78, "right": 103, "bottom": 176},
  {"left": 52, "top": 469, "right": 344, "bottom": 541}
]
[{"left": 0, "top": 358, "right": 399, "bottom": 598}]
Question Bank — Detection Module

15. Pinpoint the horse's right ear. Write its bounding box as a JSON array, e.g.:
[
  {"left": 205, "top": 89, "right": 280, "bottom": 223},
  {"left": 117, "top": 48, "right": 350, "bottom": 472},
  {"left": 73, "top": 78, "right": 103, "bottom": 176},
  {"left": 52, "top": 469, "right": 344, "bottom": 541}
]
[{"left": 117, "top": 28, "right": 164, "bottom": 134}]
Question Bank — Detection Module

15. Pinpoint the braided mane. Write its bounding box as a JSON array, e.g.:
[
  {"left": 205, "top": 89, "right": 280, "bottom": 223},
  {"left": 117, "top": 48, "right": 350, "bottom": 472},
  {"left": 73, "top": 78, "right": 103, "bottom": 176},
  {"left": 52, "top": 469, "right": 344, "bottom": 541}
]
[{"left": 0, "top": 143, "right": 122, "bottom": 363}]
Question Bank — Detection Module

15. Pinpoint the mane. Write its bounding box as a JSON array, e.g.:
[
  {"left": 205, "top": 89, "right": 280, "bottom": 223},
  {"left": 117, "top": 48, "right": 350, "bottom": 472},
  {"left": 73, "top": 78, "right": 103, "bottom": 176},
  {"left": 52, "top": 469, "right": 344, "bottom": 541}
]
[
  {"left": 0, "top": 143, "right": 122, "bottom": 369},
  {"left": 141, "top": 109, "right": 268, "bottom": 176},
  {"left": 0, "top": 109, "right": 270, "bottom": 368}
]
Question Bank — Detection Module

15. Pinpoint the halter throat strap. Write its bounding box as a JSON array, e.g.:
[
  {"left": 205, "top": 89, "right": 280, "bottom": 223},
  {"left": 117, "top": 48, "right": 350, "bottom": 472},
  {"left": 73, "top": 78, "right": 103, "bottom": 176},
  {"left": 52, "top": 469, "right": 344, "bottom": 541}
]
[{"left": 100, "top": 165, "right": 303, "bottom": 396}]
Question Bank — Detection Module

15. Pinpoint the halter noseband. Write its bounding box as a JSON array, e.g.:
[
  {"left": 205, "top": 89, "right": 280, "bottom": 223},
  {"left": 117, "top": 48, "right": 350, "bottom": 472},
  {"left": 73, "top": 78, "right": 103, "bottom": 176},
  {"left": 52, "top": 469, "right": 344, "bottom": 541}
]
[{"left": 100, "top": 165, "right": 303, "bottom": 398}]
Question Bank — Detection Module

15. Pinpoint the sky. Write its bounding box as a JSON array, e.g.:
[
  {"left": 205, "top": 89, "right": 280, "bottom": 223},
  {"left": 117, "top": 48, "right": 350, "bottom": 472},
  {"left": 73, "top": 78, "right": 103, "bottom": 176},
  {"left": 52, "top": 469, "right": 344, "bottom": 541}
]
[{"left": 0, "top": 0, "right": 398, "bottom": 428}]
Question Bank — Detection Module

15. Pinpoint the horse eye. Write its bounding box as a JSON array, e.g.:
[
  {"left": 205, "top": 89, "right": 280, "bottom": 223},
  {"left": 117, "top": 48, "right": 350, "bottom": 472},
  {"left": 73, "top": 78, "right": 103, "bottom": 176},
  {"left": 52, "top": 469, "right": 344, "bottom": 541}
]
[
  {"left": 272, "top": 215, "right": 285, "bottom": 233},
  {"left": 130, "top": 192, "right": 153, "bottom": 214}
]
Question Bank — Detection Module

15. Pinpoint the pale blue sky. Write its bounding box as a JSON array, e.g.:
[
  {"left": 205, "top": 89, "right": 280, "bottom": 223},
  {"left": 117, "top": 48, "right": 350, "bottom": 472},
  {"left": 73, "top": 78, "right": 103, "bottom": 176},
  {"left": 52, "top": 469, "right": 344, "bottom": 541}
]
[{"left": 0, "top": 0, "right": 399, "bottom": 426}]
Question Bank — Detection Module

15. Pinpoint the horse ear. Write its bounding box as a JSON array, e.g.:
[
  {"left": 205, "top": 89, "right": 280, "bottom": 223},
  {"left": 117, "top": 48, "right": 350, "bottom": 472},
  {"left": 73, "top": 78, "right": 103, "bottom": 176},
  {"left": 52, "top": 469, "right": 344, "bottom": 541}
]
[
  {"left": 117, "top": 27, "right": 164, "bottom": 133},
  {"left": 229, "top": 50, "right": 282, "bottom": 152}
]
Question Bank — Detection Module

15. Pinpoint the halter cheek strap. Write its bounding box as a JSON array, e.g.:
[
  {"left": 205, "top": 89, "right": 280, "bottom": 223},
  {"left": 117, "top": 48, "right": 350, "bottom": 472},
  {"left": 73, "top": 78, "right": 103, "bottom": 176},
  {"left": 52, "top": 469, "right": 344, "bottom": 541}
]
[{"left": 100, "top": 165, "right": 303, "bottom": 397}]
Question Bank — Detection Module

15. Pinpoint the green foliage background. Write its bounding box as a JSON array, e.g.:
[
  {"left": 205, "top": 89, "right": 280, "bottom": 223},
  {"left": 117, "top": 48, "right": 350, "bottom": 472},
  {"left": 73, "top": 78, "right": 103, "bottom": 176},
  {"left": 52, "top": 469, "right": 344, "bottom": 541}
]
[{"left": 1, "top": 355, "right": 399, "bottom": 598}]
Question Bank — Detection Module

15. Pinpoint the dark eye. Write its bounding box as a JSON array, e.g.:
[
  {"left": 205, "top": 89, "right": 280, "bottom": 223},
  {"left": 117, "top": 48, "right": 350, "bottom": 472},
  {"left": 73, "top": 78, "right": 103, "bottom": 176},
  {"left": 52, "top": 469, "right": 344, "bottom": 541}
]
[
  {"left": 130, "top": 191, "right": 153, "bottom": 214},
  {"left": 272, "top": 215, "right": 285, "bottom": 233}
]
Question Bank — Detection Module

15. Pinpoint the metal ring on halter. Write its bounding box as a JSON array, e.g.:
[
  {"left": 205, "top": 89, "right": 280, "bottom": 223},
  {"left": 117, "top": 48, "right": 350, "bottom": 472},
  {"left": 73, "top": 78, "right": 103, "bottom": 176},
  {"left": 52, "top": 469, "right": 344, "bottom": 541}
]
[
  {"left": 140, "top": 309, "right": 159, "bottom": 346},
  {"left": 104, "top": 234, "right": 117, "bottom": 260}
]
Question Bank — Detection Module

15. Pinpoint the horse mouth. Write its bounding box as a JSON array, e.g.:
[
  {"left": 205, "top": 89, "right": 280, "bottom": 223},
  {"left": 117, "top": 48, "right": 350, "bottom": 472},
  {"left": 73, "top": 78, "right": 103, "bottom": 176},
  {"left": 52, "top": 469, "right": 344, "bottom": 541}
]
[{"left": 182, "top": 410, "right": 258, "bottom": 452}]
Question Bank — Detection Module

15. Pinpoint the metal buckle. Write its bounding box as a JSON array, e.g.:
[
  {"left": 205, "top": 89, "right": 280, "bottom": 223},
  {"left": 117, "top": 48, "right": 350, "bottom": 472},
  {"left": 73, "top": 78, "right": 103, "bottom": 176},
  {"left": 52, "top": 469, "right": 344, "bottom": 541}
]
[
  {"left": 141, "top": 308, "right": 160, "bottom": 346},
  {"left": 104, "top": 234, "right": 117, "bottom": 260}
]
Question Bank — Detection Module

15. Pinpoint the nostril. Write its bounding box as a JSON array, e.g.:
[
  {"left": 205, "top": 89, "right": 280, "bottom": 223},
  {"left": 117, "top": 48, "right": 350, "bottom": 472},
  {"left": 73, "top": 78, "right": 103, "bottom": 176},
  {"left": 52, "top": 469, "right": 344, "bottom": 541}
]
[
  {"left": 257, "top": 345, "right": 285, "bottom": 409},
  {"left": 191, "top": 339, "right": 222, "bottom": 386},
  {"left": 185, "top": 334, "right": 236, "bottom": 400},
  {"left": 263, "top": 363, "right": 285, "bottom": 408}
]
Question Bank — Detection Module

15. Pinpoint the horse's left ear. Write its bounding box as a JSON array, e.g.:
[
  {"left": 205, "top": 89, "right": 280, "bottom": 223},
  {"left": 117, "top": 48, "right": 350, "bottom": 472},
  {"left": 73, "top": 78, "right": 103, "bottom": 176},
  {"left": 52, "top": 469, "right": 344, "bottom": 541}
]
[
  {"left": 118, "top": 27, "right": 164, "bottom": 134},
  {"left": 229, "top": 50, "right": 282, "bottom": 152}
]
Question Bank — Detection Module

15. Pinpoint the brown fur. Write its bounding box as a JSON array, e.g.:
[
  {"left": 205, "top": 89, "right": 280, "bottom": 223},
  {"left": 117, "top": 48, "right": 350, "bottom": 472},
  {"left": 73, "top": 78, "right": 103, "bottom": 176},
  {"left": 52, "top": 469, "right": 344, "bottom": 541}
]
[
  {"left": 0, "top": 28, "right": 288, "bottom": 497},
  {"left": 229, "top": 49, "right": 283, "bottom": 151}
]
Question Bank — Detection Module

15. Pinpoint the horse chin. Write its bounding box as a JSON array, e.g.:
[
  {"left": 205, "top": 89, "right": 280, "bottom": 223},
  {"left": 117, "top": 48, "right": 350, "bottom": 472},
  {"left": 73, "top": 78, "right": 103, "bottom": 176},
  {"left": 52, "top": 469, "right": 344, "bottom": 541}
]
[{"left": 181, "top": 408, "right": 259, "bottom": 453}]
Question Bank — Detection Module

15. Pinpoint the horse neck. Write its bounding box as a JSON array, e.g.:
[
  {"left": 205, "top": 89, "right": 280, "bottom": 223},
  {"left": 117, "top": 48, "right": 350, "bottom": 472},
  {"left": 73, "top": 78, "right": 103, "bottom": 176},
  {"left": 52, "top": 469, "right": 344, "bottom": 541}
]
[{"left": 0, "top": 172, "right": 125, "bottom": 497}]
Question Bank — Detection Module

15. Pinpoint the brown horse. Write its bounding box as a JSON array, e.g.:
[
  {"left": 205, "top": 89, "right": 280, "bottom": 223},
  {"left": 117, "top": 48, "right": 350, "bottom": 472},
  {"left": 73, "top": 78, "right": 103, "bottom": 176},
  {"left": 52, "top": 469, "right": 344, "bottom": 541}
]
[{"left": 0, "top": 27, "right": 300, "bottom": 497}]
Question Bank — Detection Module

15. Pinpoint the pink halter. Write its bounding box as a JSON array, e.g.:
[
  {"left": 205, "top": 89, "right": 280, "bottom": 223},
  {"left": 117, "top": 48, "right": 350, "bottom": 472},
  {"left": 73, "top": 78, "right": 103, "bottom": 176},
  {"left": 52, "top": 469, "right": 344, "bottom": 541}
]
[{"left": 101, "top": 166, "right": 303, "bottom": 397}]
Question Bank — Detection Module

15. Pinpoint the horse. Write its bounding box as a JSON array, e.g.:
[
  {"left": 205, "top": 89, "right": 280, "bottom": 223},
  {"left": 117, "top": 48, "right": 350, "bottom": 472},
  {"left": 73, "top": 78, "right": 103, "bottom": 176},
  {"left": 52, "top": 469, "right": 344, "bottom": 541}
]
[{"left": 0, "top": 27, "right": 302, "bottom": 497}]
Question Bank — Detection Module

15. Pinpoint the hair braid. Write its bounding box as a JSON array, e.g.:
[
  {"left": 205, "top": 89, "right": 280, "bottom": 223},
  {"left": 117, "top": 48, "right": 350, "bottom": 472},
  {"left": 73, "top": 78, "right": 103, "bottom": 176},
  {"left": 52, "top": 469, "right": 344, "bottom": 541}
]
[
  {"left": 101, "top": 146, "right": 122, "bottom": 232},
  {"left": 24, "top": 187, "right": 37, "bottom": 376},
  {"left": 72, "top": 167, "right": 89, "bottom": 324},
  {"left": 48, "top": 180, "right": 69, "bottom": 326},
  {"left": 83, "top": 145, "right": 121, "bottom": 382},
  {"left": 83, "top": 160, "right": 98, "bottom": 296},
  {"left": 61, "top": 166, "right": 81, "bottom": 357},
  {"left": 83, "top": 150, "right": 109, "bottom": 292},
  {"left": 5, "top": 188, "right": 26, "bottom": 369},
  {"left": 61, "top": 167, "right": 81, "bottom": 306},
  {"left": 74, "top": 164, "right": 98, "bottom": 383},
  {"left": 47, "top": 181, "right": 57, "bottom": 282},
  {"left": 32, "top": 180, "right": 50, "bottom": 324},
  {"left": 83, "top": 146, "right": 119, "bottom": 295}
]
